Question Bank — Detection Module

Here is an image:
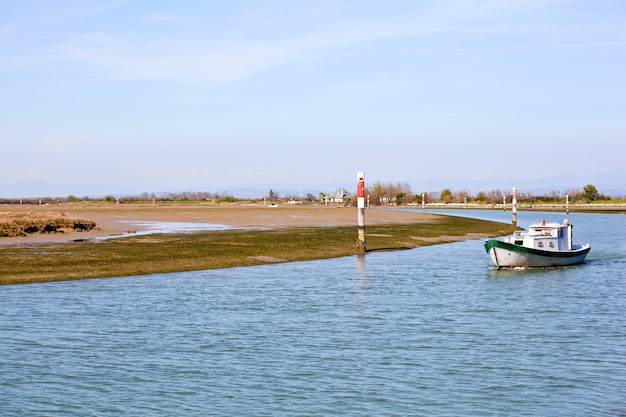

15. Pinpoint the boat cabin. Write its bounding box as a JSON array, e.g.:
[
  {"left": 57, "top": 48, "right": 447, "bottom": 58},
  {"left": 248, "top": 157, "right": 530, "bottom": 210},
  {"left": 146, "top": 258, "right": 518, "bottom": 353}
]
[{"left": 506, "top": 220, "right": 573, "bottom": 251}]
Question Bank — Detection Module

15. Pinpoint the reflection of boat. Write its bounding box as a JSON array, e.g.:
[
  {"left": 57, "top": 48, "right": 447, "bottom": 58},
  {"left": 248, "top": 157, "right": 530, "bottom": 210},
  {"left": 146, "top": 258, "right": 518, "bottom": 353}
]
[{"left": 484, "top": 219, "right": 591, "bottom": 268}]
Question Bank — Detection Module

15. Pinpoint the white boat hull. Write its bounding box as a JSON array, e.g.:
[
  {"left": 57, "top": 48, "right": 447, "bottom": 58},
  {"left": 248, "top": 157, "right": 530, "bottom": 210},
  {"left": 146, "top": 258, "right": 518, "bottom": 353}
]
[{"left": 485, "top": 240, "right": 590, "bottom": 268}]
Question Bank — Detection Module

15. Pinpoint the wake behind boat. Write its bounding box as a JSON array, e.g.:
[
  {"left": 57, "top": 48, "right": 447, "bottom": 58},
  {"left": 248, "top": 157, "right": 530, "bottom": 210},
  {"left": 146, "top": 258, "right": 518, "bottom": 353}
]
[{"left": 484, "top": 219, "right": 591, "bottom": 269}]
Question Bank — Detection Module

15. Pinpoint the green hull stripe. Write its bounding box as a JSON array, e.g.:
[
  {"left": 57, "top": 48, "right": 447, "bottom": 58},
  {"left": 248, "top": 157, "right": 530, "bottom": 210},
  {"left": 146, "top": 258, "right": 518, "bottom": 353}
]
[{"left": 484, "top": 239, "right": 590, "bottom": 259}]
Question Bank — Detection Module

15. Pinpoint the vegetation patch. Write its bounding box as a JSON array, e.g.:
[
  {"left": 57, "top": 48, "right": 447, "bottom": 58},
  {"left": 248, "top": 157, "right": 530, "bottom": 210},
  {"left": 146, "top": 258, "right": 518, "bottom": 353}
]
[{"left": 0, "top": 212, "right": 96, "bottom": 237}]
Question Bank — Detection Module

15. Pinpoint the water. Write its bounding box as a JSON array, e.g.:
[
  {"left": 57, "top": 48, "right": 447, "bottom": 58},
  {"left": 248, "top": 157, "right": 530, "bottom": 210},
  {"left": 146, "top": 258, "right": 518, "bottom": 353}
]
[
  {"left": 1, "top": 211, "right": 625, "bottom": 416},
  {"left": 101, "top": 221, "right": 232, "bottom": 240}
]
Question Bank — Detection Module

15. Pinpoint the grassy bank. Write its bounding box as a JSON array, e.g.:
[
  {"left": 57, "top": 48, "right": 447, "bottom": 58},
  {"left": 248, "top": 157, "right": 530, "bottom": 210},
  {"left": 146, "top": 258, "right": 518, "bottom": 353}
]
[
  {"left": 0, "top": 215, "right": 516, "bottom": 285},
  {"left": 0, "top": 211, "right": 96, "bottom": 237}
]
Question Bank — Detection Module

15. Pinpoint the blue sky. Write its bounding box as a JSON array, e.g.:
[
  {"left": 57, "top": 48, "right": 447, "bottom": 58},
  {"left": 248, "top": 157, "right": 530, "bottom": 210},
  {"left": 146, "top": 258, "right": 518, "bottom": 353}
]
[{"left": 1, "top": 1, "right": 625, "bottom": 197}]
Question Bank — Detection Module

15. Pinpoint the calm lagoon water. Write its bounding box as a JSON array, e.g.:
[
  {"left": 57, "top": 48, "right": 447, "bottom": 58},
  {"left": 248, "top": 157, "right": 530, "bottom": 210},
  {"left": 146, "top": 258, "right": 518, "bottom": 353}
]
[{"left": 1, "top": 210, "right": 625, "bottom": 416}]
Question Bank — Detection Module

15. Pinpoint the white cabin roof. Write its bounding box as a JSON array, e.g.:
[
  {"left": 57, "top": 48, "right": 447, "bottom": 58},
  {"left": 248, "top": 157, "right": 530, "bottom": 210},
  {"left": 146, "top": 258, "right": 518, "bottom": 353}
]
[{"left": 528, "top": 220, "right": 570, "bottom": 231}]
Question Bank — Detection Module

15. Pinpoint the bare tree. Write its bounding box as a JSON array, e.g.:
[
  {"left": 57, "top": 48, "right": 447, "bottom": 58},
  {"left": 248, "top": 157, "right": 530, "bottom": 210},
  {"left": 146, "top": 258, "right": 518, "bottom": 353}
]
[
  {"left": 268, "top": 189, "right": 280, "bottom": 201},
  {"left": 484, "top": 189, "right": 505, "bottom": 205},
  {"left": 454, "top": 189, "right": 471, "bottom": 203},
  {"left": 365, "top": 181, "right": 413, "bottom": 205}
]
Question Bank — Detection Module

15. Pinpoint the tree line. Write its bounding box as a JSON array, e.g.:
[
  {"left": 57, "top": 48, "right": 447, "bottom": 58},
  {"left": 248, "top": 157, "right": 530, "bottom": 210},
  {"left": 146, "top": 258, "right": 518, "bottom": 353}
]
[
  {"left": 0, "top": 191, "right": 236, "bottom": 205},
  {"left": 0, "top": 183, "right": 620, "bottom": 206},
  {"left": 355, "top": 182, "right": 616, "bottom": 206}
]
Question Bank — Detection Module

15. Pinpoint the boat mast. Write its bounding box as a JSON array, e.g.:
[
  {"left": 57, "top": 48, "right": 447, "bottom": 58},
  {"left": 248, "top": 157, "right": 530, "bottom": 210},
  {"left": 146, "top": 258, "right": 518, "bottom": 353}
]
[{"left": 568, "top": 223, "right": 573, "bottom": 251}]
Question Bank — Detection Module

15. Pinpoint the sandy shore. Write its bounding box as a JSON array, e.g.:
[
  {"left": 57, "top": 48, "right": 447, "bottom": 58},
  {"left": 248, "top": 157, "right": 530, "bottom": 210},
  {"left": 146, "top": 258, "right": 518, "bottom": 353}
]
[{"left": 1, "top": 204, "right": 433, "bottom": 246}]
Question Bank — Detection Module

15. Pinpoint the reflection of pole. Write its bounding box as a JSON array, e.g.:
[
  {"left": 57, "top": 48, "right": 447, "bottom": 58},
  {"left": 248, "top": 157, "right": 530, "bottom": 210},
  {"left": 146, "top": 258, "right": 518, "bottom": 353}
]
[
  {"left": 512, "top": 187, "right": 517, "bottom": 227},
  {"left": 357, "top": 172, "right": 366, "bottom": 254},
  {"left": 355, "top": 255, "right": 366, "bottom": 289}
]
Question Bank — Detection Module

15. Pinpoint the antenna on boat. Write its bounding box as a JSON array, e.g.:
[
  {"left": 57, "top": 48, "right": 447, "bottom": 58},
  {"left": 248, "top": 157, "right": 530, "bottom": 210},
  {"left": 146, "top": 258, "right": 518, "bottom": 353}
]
[{"left": 512, "top": 187, "right": 517, "bottom": 227}]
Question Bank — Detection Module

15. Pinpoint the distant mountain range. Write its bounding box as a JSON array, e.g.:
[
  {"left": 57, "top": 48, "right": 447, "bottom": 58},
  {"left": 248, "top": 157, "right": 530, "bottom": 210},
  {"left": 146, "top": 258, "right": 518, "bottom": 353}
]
[
  {"left": 0, "top": 182, "right": 130, "bottom": 200},
  {"left": 1, "top": 171, "right": 625, "bottom": 199}
]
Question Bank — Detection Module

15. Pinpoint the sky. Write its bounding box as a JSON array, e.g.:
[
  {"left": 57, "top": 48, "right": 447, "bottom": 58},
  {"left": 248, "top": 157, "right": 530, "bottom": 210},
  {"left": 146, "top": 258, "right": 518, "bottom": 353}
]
[{"left": 1, "top": 0, "right": 625, "bottom": 197}]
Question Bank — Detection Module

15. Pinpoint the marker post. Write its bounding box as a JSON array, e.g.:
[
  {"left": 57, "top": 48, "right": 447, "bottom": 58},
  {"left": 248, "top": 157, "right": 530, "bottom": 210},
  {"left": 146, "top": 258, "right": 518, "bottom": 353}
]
[{"left": 357, "top": 172, "right": 366, "bottom": 254}]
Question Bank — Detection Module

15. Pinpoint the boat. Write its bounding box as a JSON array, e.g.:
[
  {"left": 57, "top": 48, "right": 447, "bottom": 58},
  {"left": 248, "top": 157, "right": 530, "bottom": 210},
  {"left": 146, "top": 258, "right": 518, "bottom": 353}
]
[{"left": 484, "top": 219, "right": 591, "bottom": 268}]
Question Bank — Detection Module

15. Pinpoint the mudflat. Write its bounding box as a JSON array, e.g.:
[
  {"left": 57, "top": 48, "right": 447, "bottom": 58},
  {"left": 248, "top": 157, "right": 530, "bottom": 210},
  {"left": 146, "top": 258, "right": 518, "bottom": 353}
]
[{"left": 0, "top": 204, "right": 433, "bottom": 245}]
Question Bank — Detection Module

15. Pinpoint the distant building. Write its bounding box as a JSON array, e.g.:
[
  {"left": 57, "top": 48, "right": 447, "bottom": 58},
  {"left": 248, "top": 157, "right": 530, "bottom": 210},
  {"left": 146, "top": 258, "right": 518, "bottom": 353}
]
[{"left": 331, "top": 188, "right": 352, "bottom": 205}]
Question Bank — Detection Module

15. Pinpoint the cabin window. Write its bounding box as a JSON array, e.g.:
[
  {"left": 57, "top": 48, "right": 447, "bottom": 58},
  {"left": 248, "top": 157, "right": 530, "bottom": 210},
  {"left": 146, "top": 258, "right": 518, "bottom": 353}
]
[
  {"left": 549, "top": 241, "right": 554, "bottom": 248},
  {"left": 538, "top": 241, "right": 544, "bottom": 248}
]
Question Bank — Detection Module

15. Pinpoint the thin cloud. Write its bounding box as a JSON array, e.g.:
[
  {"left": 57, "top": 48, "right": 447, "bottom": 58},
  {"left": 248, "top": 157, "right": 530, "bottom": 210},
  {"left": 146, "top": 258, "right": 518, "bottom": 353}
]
[{"left": 2, "top": 0, "right": 617, "bottom": 88}]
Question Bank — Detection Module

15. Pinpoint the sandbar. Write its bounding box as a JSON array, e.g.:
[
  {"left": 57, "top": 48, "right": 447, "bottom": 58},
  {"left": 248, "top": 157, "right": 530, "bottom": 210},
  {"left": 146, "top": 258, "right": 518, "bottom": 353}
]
[{"left": 1, "top": 204, "right": 433, "bottom": 246}]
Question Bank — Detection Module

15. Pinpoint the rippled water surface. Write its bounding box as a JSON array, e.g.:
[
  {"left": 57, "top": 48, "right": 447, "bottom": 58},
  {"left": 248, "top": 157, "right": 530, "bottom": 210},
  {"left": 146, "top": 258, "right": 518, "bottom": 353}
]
[{"left": 1, "top": 211, "right": 625, "bottom": 416}]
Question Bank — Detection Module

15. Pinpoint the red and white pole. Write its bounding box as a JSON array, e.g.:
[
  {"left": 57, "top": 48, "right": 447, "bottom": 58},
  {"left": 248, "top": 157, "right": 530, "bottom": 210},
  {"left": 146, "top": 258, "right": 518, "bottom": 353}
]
[{"left": 357, "top": 172, "right": 366, "bottom": 254}]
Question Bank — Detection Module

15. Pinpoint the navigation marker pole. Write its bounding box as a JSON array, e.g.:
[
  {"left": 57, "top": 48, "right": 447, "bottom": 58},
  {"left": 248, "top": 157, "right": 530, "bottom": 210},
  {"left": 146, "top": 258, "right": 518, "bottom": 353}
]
[
  {"left": 566, "top": 194, "right": 570, "bottom": 216},
  {"left": 357, "top": 172, "right": 366, "bottom": 254},
  {"left": 512, "top": 187, "right": 518, "bottom": 227},
  {"left": 422, "top": 193, "right": 425, "bottom": 213}
]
